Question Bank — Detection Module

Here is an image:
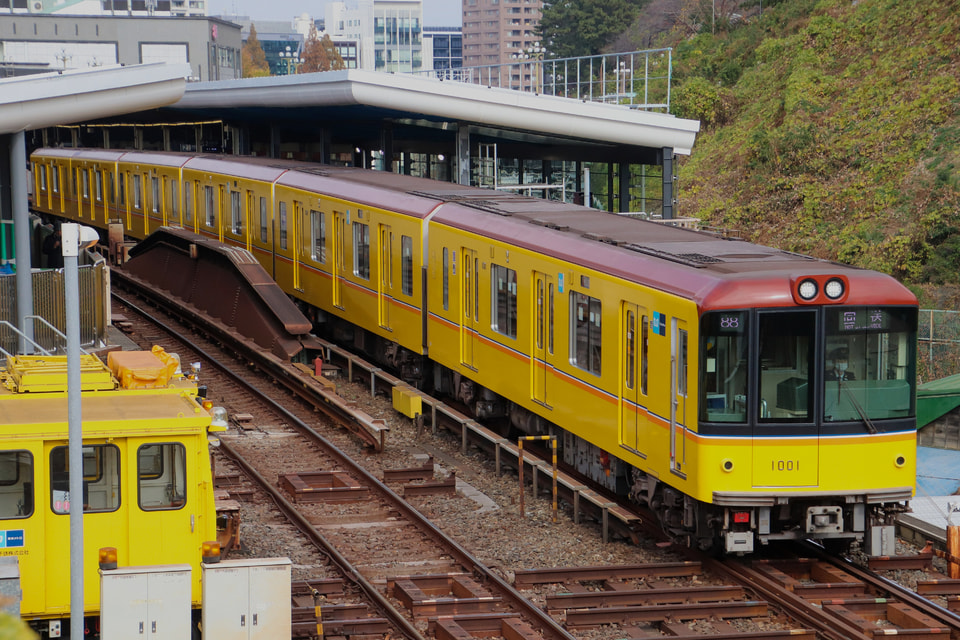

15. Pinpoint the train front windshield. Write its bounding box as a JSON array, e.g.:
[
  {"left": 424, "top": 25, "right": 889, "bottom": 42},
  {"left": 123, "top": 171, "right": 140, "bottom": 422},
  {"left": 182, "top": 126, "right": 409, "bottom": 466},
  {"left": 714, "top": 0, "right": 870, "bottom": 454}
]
[{"left": 699, "top": 307, "right": 916, "bottom": 426}]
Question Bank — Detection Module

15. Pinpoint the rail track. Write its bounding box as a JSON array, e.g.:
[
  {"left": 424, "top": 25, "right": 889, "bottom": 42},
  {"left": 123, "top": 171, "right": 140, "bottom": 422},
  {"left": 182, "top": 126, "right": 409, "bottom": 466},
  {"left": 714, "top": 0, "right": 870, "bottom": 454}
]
[{"left": 110, "top": 272, "right": 960, "bottom": 640}]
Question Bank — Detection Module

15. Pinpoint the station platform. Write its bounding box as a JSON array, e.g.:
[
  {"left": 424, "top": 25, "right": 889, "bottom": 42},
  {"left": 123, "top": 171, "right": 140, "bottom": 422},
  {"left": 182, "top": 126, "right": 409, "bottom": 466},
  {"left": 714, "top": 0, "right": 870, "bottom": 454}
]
[{"left": 897, "top": 446, "right": 960, "bottom": 545}]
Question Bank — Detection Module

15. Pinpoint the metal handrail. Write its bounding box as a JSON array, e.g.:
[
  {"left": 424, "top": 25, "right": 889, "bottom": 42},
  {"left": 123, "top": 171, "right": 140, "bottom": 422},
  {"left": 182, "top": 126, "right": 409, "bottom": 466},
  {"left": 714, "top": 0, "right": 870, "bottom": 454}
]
[
  {"left": 413, "top": 48, "right": 673, "bottom": 111},
  {"left": 0, "top": 321, "right": 53, "bottom": 359}
]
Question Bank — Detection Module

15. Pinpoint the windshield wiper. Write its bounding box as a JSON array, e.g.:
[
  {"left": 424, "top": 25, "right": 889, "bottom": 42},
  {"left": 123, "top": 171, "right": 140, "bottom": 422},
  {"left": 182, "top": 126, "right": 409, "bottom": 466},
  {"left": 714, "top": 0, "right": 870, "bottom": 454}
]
[{"left": 839, "top": 381, "right": 878, "bottom": 434}]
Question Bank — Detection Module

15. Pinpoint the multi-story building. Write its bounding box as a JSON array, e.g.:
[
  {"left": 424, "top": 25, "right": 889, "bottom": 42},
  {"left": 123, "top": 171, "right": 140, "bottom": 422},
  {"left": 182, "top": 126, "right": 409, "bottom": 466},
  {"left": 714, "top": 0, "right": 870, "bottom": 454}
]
[
  {"left": 0, "top": 0, "right": 207, "bottom": 17},
  {"left": 0, "top": 13, "right": 238, "bottom": 80},
  {"left": 423, "top": 25, "right": 461, "bottom": 74},
  {"left": 462, "top": 0, "right": 541, "bottom": 68},
  {"left": 372, "top": 0, "right": 421, "bottom": 73}
]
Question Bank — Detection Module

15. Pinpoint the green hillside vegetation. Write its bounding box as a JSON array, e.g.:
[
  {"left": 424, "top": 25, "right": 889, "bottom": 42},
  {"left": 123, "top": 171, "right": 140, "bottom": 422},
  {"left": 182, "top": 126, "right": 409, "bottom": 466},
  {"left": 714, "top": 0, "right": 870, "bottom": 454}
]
[{"left": 664, "top": 0, "right": 960, "bottom": 305}]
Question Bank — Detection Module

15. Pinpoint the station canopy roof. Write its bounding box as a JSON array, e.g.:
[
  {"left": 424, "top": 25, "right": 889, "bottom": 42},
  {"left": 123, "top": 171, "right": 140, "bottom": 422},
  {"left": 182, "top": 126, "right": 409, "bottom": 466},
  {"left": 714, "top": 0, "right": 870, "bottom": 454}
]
[
  {"left": 0, "top": 63, "right": 190, "bottom": 136},
  {"left": 169, "top": 69, "right": 700, "bottom": 157}
]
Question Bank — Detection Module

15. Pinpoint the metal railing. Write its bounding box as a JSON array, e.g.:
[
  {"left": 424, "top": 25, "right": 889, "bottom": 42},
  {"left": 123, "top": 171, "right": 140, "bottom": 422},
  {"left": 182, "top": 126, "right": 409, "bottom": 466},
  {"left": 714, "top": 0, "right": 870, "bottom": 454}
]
[
  {"left": 415, "top": 48, "right": 673, "bottom": 111},
  {"left": 0, "top": 251, "right": 109, "bottom": 356},
  {"left": 918, "top": 309, "right": 960, "bottom": 383}
]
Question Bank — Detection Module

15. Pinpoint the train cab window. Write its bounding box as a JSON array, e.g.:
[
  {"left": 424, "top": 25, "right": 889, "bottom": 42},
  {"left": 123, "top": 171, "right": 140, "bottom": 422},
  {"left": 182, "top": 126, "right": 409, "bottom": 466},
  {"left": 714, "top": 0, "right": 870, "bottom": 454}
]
[
  {"left": 759, "top": 311, "right": 814, "bottom": 422},
  {"left": 183, "top": 181, "right": 193, "bottom": 223},
  {"left": 401, "top": 236, "right": 413, "bottom": 295},
  {"left": 311, "top": 210, "right": 326, "bottom": 263},
  {"left": 133, "top": 175, "right": 143, "bottom": 210},
  {"left": 823, "top": 307, "right": 917, "bottom": 423},
  {"left": 204, "top": 186, "right": 216, "bottom": 227},
  {"left": 95, "top": 170, "right": 103, "bottom": 202},
  {"left": 699, "top": 311, "right": 748, "bottom": 423},
  {"left": 138, "top": 443, "right": 186, "bottom": 511},
  {"left": 492, "top": 264, "right": 518, "bottom": 338},
  {"left": 353, "top": 221, "right": 370, "bottom": 279},
  {"left": 50, "top": 445, "right": 120, "bottom": 514},
  {"left": 0, "top": 451, "right": 34, "bottom": 519},
  {"left": 571, "top": 291, "right": 602, "bottom": 375},
  {"left": 279, "top": 201, "right": 288, "bottom": 249},
  {"left": 259, "top": 197, "right": 268, "bottom": 242},
  {"left": 442, "top": 248, "right": 450, "bottom": 310}
]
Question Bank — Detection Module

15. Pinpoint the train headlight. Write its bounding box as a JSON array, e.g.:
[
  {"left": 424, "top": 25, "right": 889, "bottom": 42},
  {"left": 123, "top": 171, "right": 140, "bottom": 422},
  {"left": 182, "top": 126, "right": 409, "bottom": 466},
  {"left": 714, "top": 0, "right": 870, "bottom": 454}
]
[
  {"left": 797, "top": 279, "right": 818, "bottom": 301},
  {"left": 211, "top": 406, "right": 228, "bottom": 429},
  {"left": 824, "top": 278, "right": 845, "bottom": 300},
  {"left": 721, "top": 459, "right": 734, "bottom": 472},
  {"left": 99, "top": 547, "right": 118, "bottom": 571}
]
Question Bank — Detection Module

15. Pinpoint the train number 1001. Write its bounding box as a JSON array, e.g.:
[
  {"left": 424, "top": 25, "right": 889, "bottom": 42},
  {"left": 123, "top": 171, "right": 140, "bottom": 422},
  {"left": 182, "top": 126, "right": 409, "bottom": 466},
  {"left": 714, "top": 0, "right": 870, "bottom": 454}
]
[{"left": 772, "top": 460, "right": 799, "bottom": 471}]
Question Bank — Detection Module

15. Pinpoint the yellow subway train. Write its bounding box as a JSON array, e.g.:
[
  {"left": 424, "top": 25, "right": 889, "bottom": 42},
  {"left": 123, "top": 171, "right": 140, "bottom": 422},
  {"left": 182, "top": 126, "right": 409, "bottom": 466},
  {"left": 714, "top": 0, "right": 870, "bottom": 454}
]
[
  {"left": 30, "top": 148, "right": 918, "bottom": 554},
  {"left": 0, "top": 347, "right": 222, "bottom": 637}
]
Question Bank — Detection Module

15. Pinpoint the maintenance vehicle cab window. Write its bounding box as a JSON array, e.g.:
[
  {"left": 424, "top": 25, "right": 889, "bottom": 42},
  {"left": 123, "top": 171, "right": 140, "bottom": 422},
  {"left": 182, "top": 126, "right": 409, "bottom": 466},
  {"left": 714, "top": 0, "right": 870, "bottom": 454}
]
[
  {"left": 50, "top": 445, "right": 120, "bottom": 514},
  {"left": 0, "top": 451, "right": 34, "bottom": 519}
]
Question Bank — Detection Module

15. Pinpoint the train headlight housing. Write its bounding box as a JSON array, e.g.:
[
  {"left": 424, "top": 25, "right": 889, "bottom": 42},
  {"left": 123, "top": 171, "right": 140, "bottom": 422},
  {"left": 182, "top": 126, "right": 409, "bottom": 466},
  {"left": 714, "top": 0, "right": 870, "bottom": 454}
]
[
  {"left": 797, "top": 279, "right": 818, "bottom": 301},
  {"left": 895, "top": 455, "right": 906, "bottom": 468},
  {"left": 824, "top": 278, "right": 845, "bottom": 300},
  {"left": 99, "top": 547, "right": 118, "bottom": 571}
]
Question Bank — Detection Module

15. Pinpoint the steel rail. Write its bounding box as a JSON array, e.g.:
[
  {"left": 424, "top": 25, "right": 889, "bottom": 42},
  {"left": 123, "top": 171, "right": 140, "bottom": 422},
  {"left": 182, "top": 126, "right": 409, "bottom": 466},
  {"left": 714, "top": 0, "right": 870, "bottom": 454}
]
[{"left": 113, "top": 287, "right": 578, "bottom": 640}]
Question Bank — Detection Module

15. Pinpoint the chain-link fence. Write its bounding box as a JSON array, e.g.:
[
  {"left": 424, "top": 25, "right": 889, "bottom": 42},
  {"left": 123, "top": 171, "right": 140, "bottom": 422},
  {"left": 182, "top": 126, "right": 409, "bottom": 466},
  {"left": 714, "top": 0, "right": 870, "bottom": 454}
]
[{"left": 918, "top": 309, "right": 960, "bottom": 384}]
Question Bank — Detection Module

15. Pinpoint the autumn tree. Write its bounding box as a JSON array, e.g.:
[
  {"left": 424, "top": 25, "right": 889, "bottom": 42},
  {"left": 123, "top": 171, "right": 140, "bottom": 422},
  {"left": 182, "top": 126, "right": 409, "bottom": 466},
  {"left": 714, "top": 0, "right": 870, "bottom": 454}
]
[
  {"left": 299, "top": 24, "right": 346, "bottom": 73},
  {"left": 241, "top": 23, "right": 271, "bottom": 77}
]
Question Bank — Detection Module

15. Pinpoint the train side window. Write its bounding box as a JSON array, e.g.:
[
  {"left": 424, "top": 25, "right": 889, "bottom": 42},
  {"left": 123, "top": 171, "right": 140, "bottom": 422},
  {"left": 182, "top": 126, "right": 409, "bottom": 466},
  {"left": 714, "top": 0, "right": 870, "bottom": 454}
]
[
  {"left": 133, "top": 175, "right": 142, "bottom": 210},
  {"left": 311, "top": 210, "right": 326, "bottom": 263},
  {"left": 677, "top": 328, "right": 688, "bottom": 397},
  {"left": 571, "top": 291, "right": 601, "bottom": 376},
  {"left": 401, "top": 235, "right": 413, "bottom": 295},
  {"left": 95, "top": 170, "right": 103, "bottom": 202},
  {"left": 81, "top": 170, "right": 89, "bottom": 200},
  {"left": 50, "top": 445, "right": 120, "bottom": 514},
  {"left": 491, "top": 264, "right": 517, "bottom": 338},
  {"left": 231, "top": 190, "right": 242, "bottom": 234},
  {"left": 151, "top": 176, "right": 160, "bottom": 213},
  {"left": 625, "top": 310, "right": 635, "bottom": 389},
  {"left": 353, "top": 221, "right": 370, "bottom": 279},
  {"left": 71, "top": 169, "right": 77, "bottom": 196},
  {"left": 259, "top": 197, "right": 268, "bottom": 242},
  {"left": 183, "top": 181, "right": 193, "bottom": 222},
  {"left": 548, "top": 283, "right": 554, "bottom": 354},
  {"left": 138, "top": 443, "right": 186, "bottom": 511},
  {"left": 171, "top": 181, "right": 179, "bottom": 217},
  {"left": 39, "top": 165, "right": 47, "bottom": 192},
  {"left": 442, "top": 247, "right": 449, "bottom": 310},
  {"left": 52, "top": 166, "right": 60, "bottom": 194},
  {"left": 0, "top": 451, "right": 33, "bottom": 519},
  {"left": 279, "top": 201, "right": 288, "bottom": 249},
  {"left": 205, "top": 186, "right": 216, "bottom": 227},
  {"left": 640, "top": 315, "right": 648, "bottom": 395},
  {"left": 108, "top": 172, "right": 114, "bottom": 205}
]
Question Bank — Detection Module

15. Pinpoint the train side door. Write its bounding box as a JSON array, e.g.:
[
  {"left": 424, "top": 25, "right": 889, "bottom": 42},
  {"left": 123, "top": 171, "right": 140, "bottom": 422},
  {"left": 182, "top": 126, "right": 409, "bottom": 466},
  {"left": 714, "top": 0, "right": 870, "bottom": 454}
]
[
  {"left": 332, "top": 212, "right": 346, "bottom": 308},
  {"left": 670, "top": 317, "right": 689, "bottom": 474},
  {"left": 532, "top": 272, "right": 553, "bottom": 406},
  {"left": 378, "top": 224, "right": 392, "bottom": 329},
  {"left": 460, "top": 247, "right": 478, "bottom": 370}
]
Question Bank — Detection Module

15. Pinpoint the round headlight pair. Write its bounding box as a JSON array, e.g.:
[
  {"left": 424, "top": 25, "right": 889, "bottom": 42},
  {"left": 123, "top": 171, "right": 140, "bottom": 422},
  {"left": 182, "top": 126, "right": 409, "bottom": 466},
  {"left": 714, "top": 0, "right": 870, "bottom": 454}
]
[{"left": 797, "top": 277, "right": 845, "bottom": 301}]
